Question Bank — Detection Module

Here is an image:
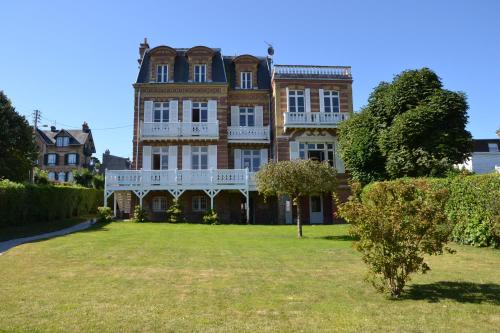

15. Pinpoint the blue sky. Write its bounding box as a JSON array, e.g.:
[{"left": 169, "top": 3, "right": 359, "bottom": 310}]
[{"left": 1, "top": 0, "right": 499, "bottom": 160}]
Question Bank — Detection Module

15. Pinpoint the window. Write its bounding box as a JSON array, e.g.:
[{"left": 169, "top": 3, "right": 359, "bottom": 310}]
[
  {"left": 239, "top": 107, "right": 255, "bottom": 126},
  {"left": 48, "top": 172, "right": 55, "bottom": 181},
  {"left": 58, "top": 172, "right": 66, "bottom": 182},
  {"left": 192, "top": 102, "right": 208, "bottom": 122},
  {"left": 156, "top": 64, "right": 168, "bottom": 83},
  {"left": 47, "top": 153, "right": 57, "bottom": 166},
  {"left": 67, "top": 172, "right": 73, "bottom": 182},
  {"left": 152, "top": 147, "right": 169, "bottom": 170},
  {"left": 191, "top": 146, "right": 208, "bottom": 170},
  {"left": 192, "top": 196, "right": 208, "bottom": 212},
  {"left": 242, "top": 150, "right": 261, "bottom": 172},
  {"left": 488, "top": 143, "right": 499, "bottom": 152},
  {"left": 241, "top": 72, "right": 252, "bottom": 89},
  {"left": 299, "top": 143, "right": 335, "bottom": 167},
  {"left": 68, "top": 153, "right": 77, "bottom": 165},
  {"left": 194, "top": 64, "right": 207, "bottom": 82},
  {"left": 324, "top": 91, "right": 340, "bottom": 113},
  {"left": 56, "top": 136, "right": 69, "bottom": 147},
  {"left": 154, "top": 102, "right": 169, "bottom": 122},
  {"left": 152, "top": 197, "right": 168, "bottom": 212},
  {"left": 288, "top": 90, "right": 305, "bottom": 112}
]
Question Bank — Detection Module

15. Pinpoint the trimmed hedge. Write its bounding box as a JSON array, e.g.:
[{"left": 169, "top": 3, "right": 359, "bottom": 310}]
[{"left": 0, "top": 180, "right": 103, "bottom": 227}]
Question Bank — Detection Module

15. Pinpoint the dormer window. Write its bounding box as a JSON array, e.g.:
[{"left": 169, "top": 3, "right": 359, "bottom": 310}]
[
  {"left": 156, "top": 64, "right": 168, "bottom": 83},
  {"left": 56, "top": 137, "right": 69, "bottom": 147},
  {"left": 194, "top": 64, "right": 207, "bottom": 82},
  {"left": 241, "top": 72, "right": 252, "bottom": 89}
]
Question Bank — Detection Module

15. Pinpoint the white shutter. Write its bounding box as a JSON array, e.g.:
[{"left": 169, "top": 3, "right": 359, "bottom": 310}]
[
  {"left": 182, "top": 100, "right": 192, "bottom": 122},
  {"left": 285, "top": 87, "right": 290, "bottom": 112},
  {"left": 169, "top": 100, "right": 178, "bottom": 122},
  {"left": 182, "top": 145, "right": 191, "bottom": 169},
  {"left": 168, "top": 146, "right": 177, "bottom": 170},
  {"left": 142, "top": 146, "right": 152, "bottom": 170},
  {"left": 305, "top": 88, "right": 311, "bottom": 113},
  {"left": 144, "top": 101, "right": 153, "bottom": 123},
  {"left": 260, "top": 149, "right": 268, "bottom": 167},
  {"left": 231, "top": 106, "right": 239, "bottom": 126},
  {"left": 208, "top": 100, "right": 217, "bottom": 122},
  {"left": 255, "top": 106, "right": 264, "bottom": 126},
  {"left": 234, "top": 149, "right": 241, "bottom": 169},
  {"left": 335, "top": 141, "right": 345, "bottom": 173},
  {"left": 319, "top": 89, "right": 325, "bottom": 113},
  {"left": 208, "top": 145, "right": 217, "bottom": 169},
  {"left": 289, "top": 142, "right": 300, "bottom": 160}
]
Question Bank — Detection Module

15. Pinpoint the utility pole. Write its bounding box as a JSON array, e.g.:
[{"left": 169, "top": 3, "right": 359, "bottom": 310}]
[{"left": 31, "top": 109, "right": 41, "bottom": 183}]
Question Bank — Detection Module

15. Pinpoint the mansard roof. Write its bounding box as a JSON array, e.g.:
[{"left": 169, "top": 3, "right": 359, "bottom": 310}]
[{"left": 223, "top": 55, "right": 271, "bottom": 89}]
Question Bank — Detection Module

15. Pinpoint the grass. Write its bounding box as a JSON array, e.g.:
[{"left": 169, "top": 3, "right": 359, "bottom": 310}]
[
  {"left": 0, "top": 215, "right": 95, "bottom": 242},
  {"left": 0, "top": 222, "right": 498, "bottom": 332}
]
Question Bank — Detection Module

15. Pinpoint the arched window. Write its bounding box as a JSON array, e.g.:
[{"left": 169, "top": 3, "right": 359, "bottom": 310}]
[
  {"left": 67, "top": 172, "right": 73, "bottom": 182},
  {"left": 48, "top": 172, "right": 55, "bottom": 181}
]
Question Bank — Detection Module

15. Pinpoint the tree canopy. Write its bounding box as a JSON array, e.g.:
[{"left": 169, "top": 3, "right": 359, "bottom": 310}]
[
  {"left": 338, "top": 68, "right": 472, "bottom": 184},
  {"left": 256, "top": 159, "right": 337, "bottom": 238},
  {"left": 0, "top": 91, "right": 38, "bottom": 182}
]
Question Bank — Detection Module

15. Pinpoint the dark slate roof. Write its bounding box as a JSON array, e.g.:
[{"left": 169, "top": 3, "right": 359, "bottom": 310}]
[
  {"left": 223, "top": 56, "right": 271, "bottom": 90},
  {"left": 36, "top": 128, "right": 96, "bottom": 153},
  {"left": 136, "top": 48, "right": 227, "bottom": 83},
  {"left": 473, "top": 139, "right": 500, "bottom": 152},
  {"left": 101, "top": 153, "right": 131, "bottom": 173}
]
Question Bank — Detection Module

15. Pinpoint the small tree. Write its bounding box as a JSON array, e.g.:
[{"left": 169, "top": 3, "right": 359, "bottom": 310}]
[
  {"left": 338, "top": 179, "right": 453, "bottom": 297},
  {"left": 256, "top": 160, "right": 337, "bottom": 238},
  {"left": 166, "top": 199, "right": 183, "bottom": 223},
  {"left": 202, "top": 209, "right": 219, "bottom": 225},
  {"left": 132, "top": 205, "right": 147, "bottom": 223}
]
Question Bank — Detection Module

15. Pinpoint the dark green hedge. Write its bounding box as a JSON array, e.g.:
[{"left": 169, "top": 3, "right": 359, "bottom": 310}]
[{"left": 0, "top": 180, "right": 103, "bottom": 227}]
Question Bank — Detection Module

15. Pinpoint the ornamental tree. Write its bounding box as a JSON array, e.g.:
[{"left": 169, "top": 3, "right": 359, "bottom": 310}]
[
  {"left": 338, "top": 68, "right": 472, "bottom": 184},
  {"left": 256, "top": 159, "right": 337, "bottom": 238},
  {"left": 338, "top": 179, "right": 453, "bottom": 297}
]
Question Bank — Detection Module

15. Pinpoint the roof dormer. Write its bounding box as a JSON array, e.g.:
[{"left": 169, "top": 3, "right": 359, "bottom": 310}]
[
  {"left": 148, "top": 46, "right": 177, "bottom": 83},
  {"left": 186, "top": 46, "right": 215, "bottom": 82},
  {"left": 233, "top": 55, "right": 259, "bottom": 89}
]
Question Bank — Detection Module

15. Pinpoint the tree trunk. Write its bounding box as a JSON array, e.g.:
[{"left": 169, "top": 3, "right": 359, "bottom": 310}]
[{"left": 295, "top": 197, "right": 303, "bottom": 238}]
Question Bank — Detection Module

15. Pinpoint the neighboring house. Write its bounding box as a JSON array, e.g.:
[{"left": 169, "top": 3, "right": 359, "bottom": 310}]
[
  {"left": 104, "top": 40, "right": 353, "bottom": 224},
  {"left": 36, "top": 122, "right": 96, "bottom": 182},
  {"left": 100, "top": 149, "right": 131, "bottom": 173},
  {"left": 456, "top": 139, "right": 500, "bottom": 174}
]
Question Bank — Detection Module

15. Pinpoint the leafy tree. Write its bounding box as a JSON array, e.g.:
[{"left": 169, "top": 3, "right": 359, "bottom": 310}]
[
  {"left": 339, "top": 68, "right": 472, "bottom": 183},
  {"left": 338, "top": 179, "right": 453, "bottom": 297},
  {"left": 166, "top": 199, "right": 183, "bottom": 223},
  {"left": 256, "top": 160, "right": 337, "bottom": 238},
  {"left": 33, "top": 167, "right": 49, "bottom": 185},
  {"left": 73, "top": 168, "right": 103, "bottom": 189},
  {"left": 0, "top": 91, "right": 38, "bottom": 182},
  {"left": 132, "top": 205, "right": 147, "bottom": 222}
]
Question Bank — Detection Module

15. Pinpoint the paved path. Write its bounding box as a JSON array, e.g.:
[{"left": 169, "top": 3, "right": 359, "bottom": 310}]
[{"left": 0, "top": 220, "right": 95, "bottom": 255}]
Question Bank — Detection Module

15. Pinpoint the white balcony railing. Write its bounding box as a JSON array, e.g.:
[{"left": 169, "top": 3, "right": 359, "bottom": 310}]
[
  {"left": 141, "top": 121, "right": 219, "bottom": 139},
  {"left": 227, "top": 126, "right": 270, "bottom": 141},
  {"left": 283, "top": 112, "right": 350, "bottom": 128},
  {"left": 105, "top": 169, "right": 256, "bottom": 190},
  {"left": 273, "top": 65, "right": 352, "bottom": 78}
]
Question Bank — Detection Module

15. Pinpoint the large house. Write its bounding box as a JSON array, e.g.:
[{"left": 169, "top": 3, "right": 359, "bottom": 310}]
[
  {"left": 104, "top": 40, "right": 352, "bottom": 224},
  {"left": 36, "top": 122, "right": 96, "bottom": 182},
  {"left": 456, "top": 139, "right": 500, "bottom": 174}
]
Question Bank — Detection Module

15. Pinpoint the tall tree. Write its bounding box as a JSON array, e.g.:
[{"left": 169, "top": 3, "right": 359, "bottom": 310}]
[
  {"left": 0, "top": 91, "right": 38, "bottom": 182},
  {"left": 338, "top": 68, "right": 472, "bottom": 183},
  {"left": 256, "top": 160, "right": 337, "bottom": 238}
]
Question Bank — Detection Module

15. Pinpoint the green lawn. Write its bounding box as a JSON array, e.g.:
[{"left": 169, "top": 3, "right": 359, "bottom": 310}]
[{"left": 0, "top": 223, "right": 498, "bottom": 332}]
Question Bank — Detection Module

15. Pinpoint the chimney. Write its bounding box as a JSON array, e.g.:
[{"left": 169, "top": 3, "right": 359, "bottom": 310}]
[
  {"left": 50, "top": 125, "right": 57, "bottom": 132},
  {"left": 82, "top": 121, "right": 90, "bottom": 133},
  {"left": 138, "top": 37, "right": 149, "bottom": 64},
  {"left": 105, "top": 149, "right": 110, "bottom": 155}
]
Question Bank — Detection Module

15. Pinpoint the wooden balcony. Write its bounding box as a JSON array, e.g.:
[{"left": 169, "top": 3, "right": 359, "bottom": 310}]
[
  {"left": 141, "top": 121, "right": 219, "bottom": 140},
  {"left": 227, "top": 126, "right": 270, "bottom": 143},
  {"left": 283, "top": 112, "right": 350, "bottom": 130}
]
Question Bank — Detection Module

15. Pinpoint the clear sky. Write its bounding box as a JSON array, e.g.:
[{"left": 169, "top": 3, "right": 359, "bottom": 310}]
[{"left": 1, "top": 0, "right": 499, "bottom": 160}]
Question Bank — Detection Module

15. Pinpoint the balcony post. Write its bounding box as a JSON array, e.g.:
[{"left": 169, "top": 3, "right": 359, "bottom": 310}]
[
  {"left": 104, "top": 168, "right": 108, "bottom": 207},
  {"left": 113, "top": 193, "right": 117, "bottom": 217}
]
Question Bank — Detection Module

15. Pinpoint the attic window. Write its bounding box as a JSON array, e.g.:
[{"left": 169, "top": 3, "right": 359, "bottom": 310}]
[
  {"left": 56, "top": 137, "right": 69, "bottom": 147},
  {"left": 488, "top": 143, "right": 499, "bottom": 152},
  {"left": 194, "top": 64, "right": 206, "bottom": 82},
  {"left": 241, "top": 72, "right": 252, "bottom": 89},
  {"left": 156, "top": 64, "right": 168, "bottom": 83}
]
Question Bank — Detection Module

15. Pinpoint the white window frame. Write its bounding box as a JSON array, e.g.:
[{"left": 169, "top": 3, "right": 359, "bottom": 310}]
[
  {"left": 67, "top": 171, "right": 74, "bottom": 182},
  {"left": 156, "top": 64, "right": 168, "bottom": 83},
  {"left": 194, "top": 64, "right": 207, "bottom": 82},
  {"left": 488, "top": 143, "right": 499, "bottom": 152},
  {"left": 192, "top": 195, "right": 208, "bottom": 212},
  {"left": 192, "top": 102, "right": 208, "bottom": 122},
  {"left": 58, "top": 172, "right": 66, "bottom": 182},
  {"left": 48, "top": 153, "right": 57, "bottom": 165},
  {"left": 152, "top": 197, "right": 168, "bottom": 212},
  {"left": 56, "top": 136, "right": 69, "bottom": 147},
  {"left": 152, "top": 147, "right": 169, "bottom": 170},
  {"left": 191, "top": 146, "right": 208, "bottom": 170},
  {"left": 323, "top": 90, "right": 340, "bottom": 113},
  {"left": 240, "top": 71, "right": 252, "bottom": 89},
  {"left": 153, "top": 102, "right": 170, "bottom": 122},
  {"left": 299, "top": 142, "right": 335, "bottom": 166},
  {"left": 48, "top": 172, "right": 55, "bottom": 181},
  {"left": 241, "top": 149, "right": 261, "bottom": 172},
  {"left": 68, "top": 153, "right": 77, "bottom": 165},
  {"left": 239, "top": 107, "right": 255, "bottom": 127},
  {"left": 289, "top": 90, "right": 305, "bottom": 113}
]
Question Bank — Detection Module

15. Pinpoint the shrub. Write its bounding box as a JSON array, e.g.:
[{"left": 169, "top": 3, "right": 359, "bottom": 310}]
[
  {"left": 166, "top": 199, "right": 183, "bottom": 223},
  {"left": 338, "top": 179, "right": 453, "bottom": 298},
  {"left": 132, "top": 205, "right": 147, "bottom": 223},
  {"left": 97, "top": 206, "right": 112, "bottom": 223},
  {"left": 34, "top": 167, "right": 49, "bottom": 185},
  {"left": 202, "top": 209, "right": 219, "bottom": 225}
]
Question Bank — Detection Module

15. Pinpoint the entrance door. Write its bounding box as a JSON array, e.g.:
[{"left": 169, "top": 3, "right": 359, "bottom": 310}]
[{"left": 309, "top": 195, "right": 323, "bottom": 224}]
